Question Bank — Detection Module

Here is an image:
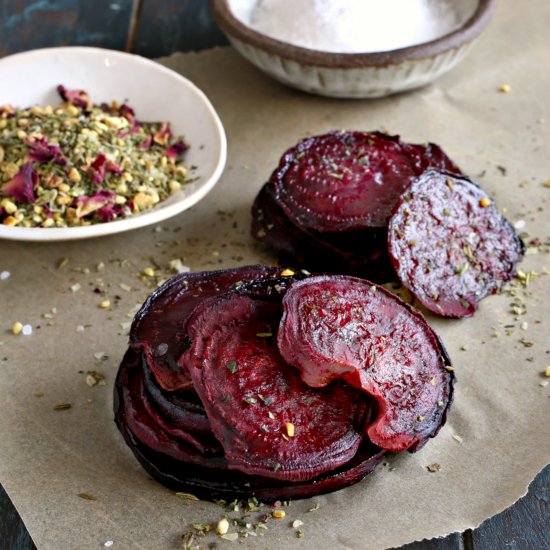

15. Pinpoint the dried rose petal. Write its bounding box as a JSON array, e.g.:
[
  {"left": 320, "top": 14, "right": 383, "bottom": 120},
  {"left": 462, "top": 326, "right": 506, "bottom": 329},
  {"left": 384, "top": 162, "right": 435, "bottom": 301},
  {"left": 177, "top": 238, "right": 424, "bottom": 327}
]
[
  {"left": 57, "top": 85, "right": 91, "bottom": 110},
  {"left": 25, "top": 136, "right": 67, "bottom": 165},
  {"left": 83, "top": 153, "right": 122, "bottom": 184},
  {"left": 120, "top": 104, "right": 136, "bottom": 123},
  {"left": 75, "top": 189, "right": 116, "bottom": 218},
  {"left": 166, "top": 141, "right": 187, "bottom": 159},
  {"left": 96, "top": 206, "right": 117, "bottom": 223},
  {"left": 140, "top": 135, "right": 153, "bottom": 150},
  {"left": 1, "top": 162, "right": 38, "bottom": 203},
  {"left": 153, "top": 122, "right": 172, "bottom": 146}
]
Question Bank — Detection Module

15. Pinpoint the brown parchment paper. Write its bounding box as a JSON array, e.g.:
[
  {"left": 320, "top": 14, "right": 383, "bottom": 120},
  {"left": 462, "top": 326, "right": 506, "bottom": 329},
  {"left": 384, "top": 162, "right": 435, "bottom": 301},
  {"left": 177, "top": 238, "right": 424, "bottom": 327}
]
[{"left": 1, "top": 1, "right": 550, "bottom": 548}]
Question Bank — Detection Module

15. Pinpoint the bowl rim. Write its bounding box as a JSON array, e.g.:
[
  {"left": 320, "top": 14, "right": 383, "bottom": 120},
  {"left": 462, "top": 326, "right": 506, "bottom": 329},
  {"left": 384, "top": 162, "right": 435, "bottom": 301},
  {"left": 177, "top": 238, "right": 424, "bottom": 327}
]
[
  {"left": 0, "top": 46, "right": 227, "bottom": 242},
  {"left": 210, "top": 0, "right": 497, "bottom": 68}
]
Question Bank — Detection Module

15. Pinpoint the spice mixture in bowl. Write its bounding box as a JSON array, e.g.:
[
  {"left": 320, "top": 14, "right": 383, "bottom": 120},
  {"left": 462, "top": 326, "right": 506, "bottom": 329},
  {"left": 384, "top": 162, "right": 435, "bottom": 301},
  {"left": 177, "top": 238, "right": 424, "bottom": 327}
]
[
  {"left": 0, "top": 47, "right": 226, "bottom": 241},
  {"left": 211, "top": 0, "right": 496, "bottom": 98}
]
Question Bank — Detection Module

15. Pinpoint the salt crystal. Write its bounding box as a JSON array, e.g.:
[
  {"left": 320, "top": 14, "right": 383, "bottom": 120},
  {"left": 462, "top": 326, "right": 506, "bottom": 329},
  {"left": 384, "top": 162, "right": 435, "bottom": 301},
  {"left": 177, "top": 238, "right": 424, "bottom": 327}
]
[
  {"left": 22, "top": 324, "right": 32, "bottom": 336},
  {"left": 235, "top": 0, "right": 467, "bottom": 54},
  {"left": 104, "top": 542, "right": 114, "bottom": 548},
  {"left": 76, "top": 325, "right": 85, "bottom": 332},
  {"left": 0, "top": 271, "right": 10, "bottom": 281},
  {"left": 514, "top": 220, "right": 526, "bottom": 229},
  {"left": 70, "top": 283, "right": 81, "bottom": 293}
]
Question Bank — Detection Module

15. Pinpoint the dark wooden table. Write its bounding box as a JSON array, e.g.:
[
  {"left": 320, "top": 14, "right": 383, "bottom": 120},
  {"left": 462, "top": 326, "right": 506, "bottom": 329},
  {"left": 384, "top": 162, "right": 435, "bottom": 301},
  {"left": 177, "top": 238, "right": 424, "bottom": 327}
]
[{"left": 0, "top": 1, "right": 548, "bottom": 549}]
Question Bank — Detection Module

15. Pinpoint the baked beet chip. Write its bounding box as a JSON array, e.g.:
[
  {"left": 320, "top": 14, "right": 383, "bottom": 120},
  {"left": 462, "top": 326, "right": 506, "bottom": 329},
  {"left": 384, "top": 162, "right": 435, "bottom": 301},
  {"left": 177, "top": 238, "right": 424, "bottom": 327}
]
[
  {"left": 115, "top": 265, "right": 453, "bottom": 501},
  {"left": 270, "top": 131, "right": 460, "bottom": 232},
  {"left": 130, "top": 265, "right": 279, "bottom": 391},
  {"left": 278, "top": 275, "right": 454, "bottom": 452},
  {"left": 388, "top": 170, "right": 525, "bottom": 317},
  {"left": 182, "top": 283, "right": 371, "bottom": 481},
  {"left": 252, "top": 131, "right": 460, "bottom": 280}
]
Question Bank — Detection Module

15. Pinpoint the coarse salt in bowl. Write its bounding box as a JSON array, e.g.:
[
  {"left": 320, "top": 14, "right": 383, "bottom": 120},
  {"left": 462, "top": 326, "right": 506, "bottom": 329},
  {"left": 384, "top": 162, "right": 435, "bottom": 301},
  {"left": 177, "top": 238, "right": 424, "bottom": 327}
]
[
  {"left": 0, "top": 47, "right": 227, "bottom": 242},
  {"left": 211, "top": 0, "right": 497, "bottom": 98}
]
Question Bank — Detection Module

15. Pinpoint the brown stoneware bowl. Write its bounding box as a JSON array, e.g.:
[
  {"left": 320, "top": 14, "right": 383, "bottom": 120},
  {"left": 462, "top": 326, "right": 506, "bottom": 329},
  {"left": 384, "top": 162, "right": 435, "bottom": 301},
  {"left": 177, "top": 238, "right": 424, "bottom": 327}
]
[{"left": 211, "top": 0, "right": 497, "bottom": 98}]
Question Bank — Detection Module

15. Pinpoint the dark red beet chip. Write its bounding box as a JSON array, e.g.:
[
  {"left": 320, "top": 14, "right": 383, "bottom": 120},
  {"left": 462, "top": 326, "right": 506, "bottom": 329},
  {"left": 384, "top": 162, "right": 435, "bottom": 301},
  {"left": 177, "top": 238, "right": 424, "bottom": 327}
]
[
  {"left": 388, "top": 170, "right": 525, "bottom": 318},
  {"left": 121, "top": 427, "right": 385, "bottom": 503},
  {"left": 130, "top": 265, "right": 280, "bottom": 391},
  {"left": 278, "top": 275, "right": 454, "bottom": 452},
  {"left": 115, "top": 348, "right": 384, "bottom": 502},
  {"left": 141, "top": 358, "right": 213, "bottom": 437},
  {"left": 182, "top": 284, "right": 373, "bottom": 481},
  {"left": 252, "top": 184, "right": 395, "bottom": 282},
  {"left": 115, "top": 350, "right": 225, "bottom": 466},
  {"left": 269, "top": 131, "right": 460, "bottom": 233}
]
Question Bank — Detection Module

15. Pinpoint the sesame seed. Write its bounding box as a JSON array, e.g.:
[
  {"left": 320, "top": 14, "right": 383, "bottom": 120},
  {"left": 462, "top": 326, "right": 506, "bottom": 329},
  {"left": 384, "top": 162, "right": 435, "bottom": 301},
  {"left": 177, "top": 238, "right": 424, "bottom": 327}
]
[
  {"left": 499, "top": 84, "right": 512, "bottom": 93},
  {"left": 285, "top": 422, "right": 295, "bottom": 437},
  {"left": 11, "top": 322, "right": 23, "bottom": 335},
  {"left": 280, "top": 269, "right": 295, "bottom": 277},
  {"left": 99, "top": 300, "right": 111, "bottom": 309},
  {"left": 544, "top": 366, "right": 550, "bottom": 377}
]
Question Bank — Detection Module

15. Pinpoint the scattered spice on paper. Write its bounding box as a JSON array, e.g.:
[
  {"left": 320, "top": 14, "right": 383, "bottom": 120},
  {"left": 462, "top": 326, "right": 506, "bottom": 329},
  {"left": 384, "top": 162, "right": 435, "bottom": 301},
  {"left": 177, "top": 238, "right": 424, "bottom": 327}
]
[{"left": 77, "top": 492, "right": 97, "bottom": 501}]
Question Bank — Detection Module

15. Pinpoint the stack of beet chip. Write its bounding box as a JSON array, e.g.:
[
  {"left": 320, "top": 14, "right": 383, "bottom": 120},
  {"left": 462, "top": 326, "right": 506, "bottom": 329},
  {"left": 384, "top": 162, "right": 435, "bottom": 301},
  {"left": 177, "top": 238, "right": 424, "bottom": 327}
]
[
  {"left": 252, "top": 131, "right": 524, "bottom": 318},
  {"left": 115, "top": 265, "right": 454, "bottom": 501}
]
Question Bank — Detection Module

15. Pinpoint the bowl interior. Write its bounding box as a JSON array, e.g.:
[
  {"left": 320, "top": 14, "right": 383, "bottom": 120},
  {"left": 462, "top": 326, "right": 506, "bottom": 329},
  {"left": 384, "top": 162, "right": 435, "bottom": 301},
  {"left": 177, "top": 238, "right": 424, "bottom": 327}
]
[
  {"left": 228, "top": 0, "right": 480, "bottom": 53},
  {"left": 214, "top": 0, "right": 496, "bottom": 70},
  {"left": 0, "top": 47, "right": 226, "bottom": 241}
]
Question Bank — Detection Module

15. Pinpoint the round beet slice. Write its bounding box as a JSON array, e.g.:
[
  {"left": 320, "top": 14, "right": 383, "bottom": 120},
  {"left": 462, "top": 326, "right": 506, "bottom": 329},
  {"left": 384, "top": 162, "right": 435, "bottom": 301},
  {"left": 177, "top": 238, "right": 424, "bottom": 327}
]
[
  {"left": 388, "top": 170, "right": 525, "bottom": 317},
  {"left": 141, "top": 358, "right": 213, "bottom": 437},
  {"left": 130, "top": 265, "right": 280, "bottom": 391},
  {"left": 115, "top": 350, "right": 225, "bottom": 466},
  {"left": 115, "top": 346, "right": 384, "bottom": 502},
  {"left": 252, "top": 183, "right": 395, "bottom": 282},
  {"left": 278, "top": 275, "right": 454, "bottom": 452},
  {"left": 122, "top": 429, "right": 385, "bottom": 502},
  {"left": 140, "top": 362, "right": 221, "bottom": 454},
  {"left": 182, "top": 287, "right": 373, "bottom": 482},
  {"left": 269, "top": 131, "right": 460, "bottom": 233}
]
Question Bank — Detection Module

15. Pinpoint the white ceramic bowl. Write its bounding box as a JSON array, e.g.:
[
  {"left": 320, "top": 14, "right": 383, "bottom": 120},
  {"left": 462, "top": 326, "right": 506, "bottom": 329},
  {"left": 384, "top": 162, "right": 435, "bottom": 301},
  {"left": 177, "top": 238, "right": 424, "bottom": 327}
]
[
  {"left": 211, "top": 0, "right": 496, "bottom": 98},
  {"left": 0, "top": 47, "right": 226, "bottom": 241}
]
